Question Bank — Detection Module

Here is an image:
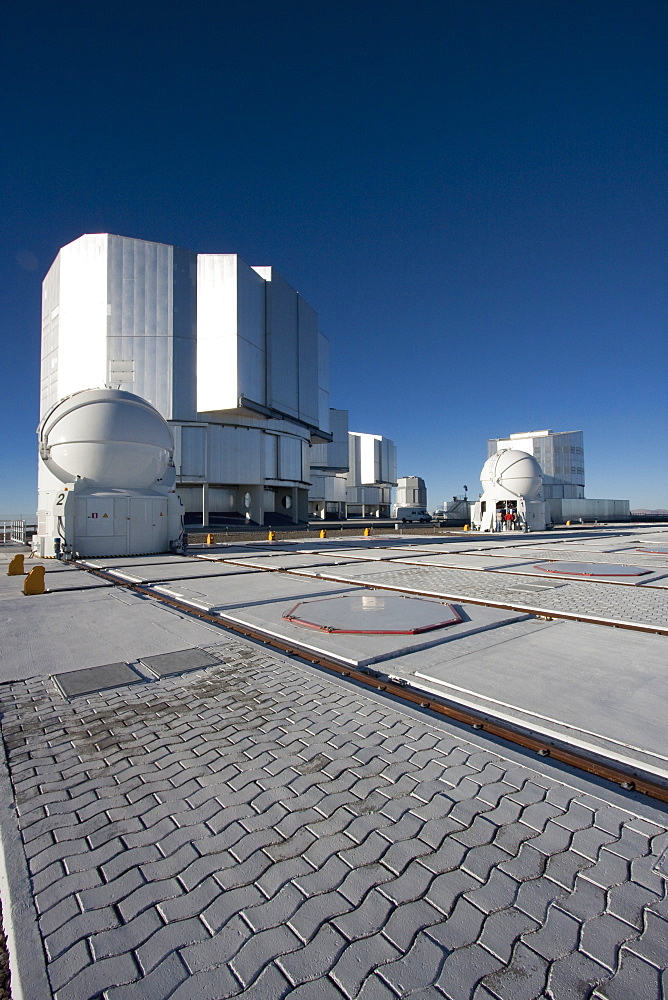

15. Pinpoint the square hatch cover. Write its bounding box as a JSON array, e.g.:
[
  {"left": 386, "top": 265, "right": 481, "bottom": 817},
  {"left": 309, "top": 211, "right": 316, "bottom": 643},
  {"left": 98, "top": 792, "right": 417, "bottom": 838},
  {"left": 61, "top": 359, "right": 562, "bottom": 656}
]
[
  {"left": 54, "top": 662, "right": 142, "bottom": 698},
  {"left": 139, "top": 648, "right": 221, "bottom": 678}
]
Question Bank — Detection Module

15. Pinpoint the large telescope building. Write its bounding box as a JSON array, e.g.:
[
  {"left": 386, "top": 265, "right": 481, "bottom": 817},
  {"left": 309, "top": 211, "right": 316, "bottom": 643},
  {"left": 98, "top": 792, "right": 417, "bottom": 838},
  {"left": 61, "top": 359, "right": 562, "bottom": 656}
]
[{"left": 38, "top": 234, "right": 331, "bottom": 532}]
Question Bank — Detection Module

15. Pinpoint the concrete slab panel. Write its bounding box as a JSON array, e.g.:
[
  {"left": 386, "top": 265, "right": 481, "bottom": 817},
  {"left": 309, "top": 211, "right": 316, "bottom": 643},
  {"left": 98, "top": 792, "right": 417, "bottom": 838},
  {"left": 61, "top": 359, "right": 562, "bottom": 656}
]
[
  {"left": 388, "top": 553, "right": 539, "bottom": 571},
  {"left": 80, "top": 555, "right": 203, "bottom": 569},
  {"left": 292, "top": 560, "right": 410, "bottom": 584},
  {"left": 397, "top": 619, "right": 668, "bottom": 777},
  {"left": 216, "top": 552, "right": 363, "bottom": 571},
  {"left": 146, "top": 573, "right": 360, "bottom": 612},
  {"left": 104, "top": 562, "right": 260, "bottom": 583},
  {"left": 217, "top": 599, "right": 530, "bottom": 667},
  {"left": 0, "top": 588, "right": 227, "bottom": 682},
  {"left": 316, "top": 547, "right": 417, "bottom": 562},
  {"left": 40, "top": 569, "right": 115, "bottom": 592}
]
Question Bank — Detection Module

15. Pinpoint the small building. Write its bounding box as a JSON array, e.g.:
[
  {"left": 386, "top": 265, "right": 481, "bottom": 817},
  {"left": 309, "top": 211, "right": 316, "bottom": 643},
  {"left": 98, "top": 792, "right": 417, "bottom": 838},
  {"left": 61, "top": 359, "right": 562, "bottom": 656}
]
[
  {"left": 486, "top": 429, "right": 630, "bottom": 523},
  {"left": 308, "top": 409, "right": 350, "bottom": 519},
  {"left": 344, "top": 432, "right": 397, "bottom": 518},
  {"left": 396, "top": 477, "right": 427, "bottom": 509},
  {"left": 488, "top": 430, "right": 584, "bottom": 500}
]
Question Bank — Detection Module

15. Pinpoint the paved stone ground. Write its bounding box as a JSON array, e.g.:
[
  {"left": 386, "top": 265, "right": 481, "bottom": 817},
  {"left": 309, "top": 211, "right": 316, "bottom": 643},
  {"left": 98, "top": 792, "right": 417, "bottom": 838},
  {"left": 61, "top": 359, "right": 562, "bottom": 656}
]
[
  {"left": 1, "top": 635, "right": 667, "bottom": 999},
  {"left": 291, "top": 563, "right": 668, "bottom": 629}
]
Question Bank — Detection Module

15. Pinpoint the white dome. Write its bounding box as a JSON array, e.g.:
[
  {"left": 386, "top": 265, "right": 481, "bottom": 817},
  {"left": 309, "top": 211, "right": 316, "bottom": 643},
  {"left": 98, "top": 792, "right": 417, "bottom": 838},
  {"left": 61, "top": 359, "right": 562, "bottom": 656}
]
[
  {"left": 39, "top": 389, "right": 173, "bottom": 489},
  {"left": 480, "top": 449, "right": 543, "bottom": 499}
]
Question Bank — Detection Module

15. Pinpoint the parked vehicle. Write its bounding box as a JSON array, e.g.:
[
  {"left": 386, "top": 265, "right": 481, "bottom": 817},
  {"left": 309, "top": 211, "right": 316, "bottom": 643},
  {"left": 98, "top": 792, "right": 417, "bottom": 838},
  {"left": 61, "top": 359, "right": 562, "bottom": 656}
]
[{"left": 393, "top": 506, "right": 432, "bottom": 523}]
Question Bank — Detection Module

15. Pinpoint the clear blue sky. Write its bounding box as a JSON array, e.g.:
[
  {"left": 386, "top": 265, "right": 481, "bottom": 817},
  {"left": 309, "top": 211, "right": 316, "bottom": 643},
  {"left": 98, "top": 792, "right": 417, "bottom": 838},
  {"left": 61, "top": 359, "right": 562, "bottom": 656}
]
[{"left": 2, "top": 0, "right": 666, "bottom": 516}]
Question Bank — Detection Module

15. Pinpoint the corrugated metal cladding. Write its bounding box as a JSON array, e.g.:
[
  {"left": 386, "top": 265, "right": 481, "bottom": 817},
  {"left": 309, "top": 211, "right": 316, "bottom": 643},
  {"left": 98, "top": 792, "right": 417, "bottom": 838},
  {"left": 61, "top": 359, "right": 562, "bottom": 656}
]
[
  {"left": 197, "top": 255, "right": 267, "bottom": 413},
  {"left": 207, "top": 425, "right": 262, "bottom": 484},
  {"left": 174, "top": 422, "right": 311, "bottom": 486},
  {"left": 196, "top": 256, "right": 329, "bottom": 433},
  {"left": 347, "top": 432, "right": 397, "bottom": 488},
  {"left": 107, "top": 237, "right": 197, "bottom": 421},
  {"left": 48, "top": 235, "right": 108, "bottom": 408},
  {"left": 310, "top": 408, "right": 349, "bottom": 472},
  {"left": 40, "top": 254, "right": 60, "bottom": 417},
  {"left": 40, "top": 234, "right": 333, "bottom": 525},
  {"left": 308, "top": 474, "right": 348, "bottom": 502}
]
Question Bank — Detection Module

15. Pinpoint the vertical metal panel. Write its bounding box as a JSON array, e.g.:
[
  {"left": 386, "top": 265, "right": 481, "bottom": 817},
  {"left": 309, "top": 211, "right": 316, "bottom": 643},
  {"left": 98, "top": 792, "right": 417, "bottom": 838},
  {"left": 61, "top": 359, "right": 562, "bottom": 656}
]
[
  {"left": 204, "top": 425, "right": 262, "bottom": 484},
  {"left": 317, "top": 332, "right": 330, "bottom": 434},
  {"left": 297, "top": 296, "right": 318, "bottom": 426},
  {"left": 237, "top": 260, "right": 266, "bottom": 408},
  {"left": 265, "top": 269, "right": 299, "bottom": 419},
  {"left": 57, "top": 235, "right": 108, "bottom": 402},
  {"left": 264, "top": 433, "right": 279, "bottom": 478},
  {"left": 172, "top": 247, "right": 197, "bottom": 420},
  {"left": 181, "top": 426, "right": 207, "bottom": 478},
  {"left": 347, "top": 433, "right": 361, "bottom": 486},
  {"left": 196, "top": 254, "right": 239, "bottom": 412},
  {"left": 40, "top": 254, "right": 61, "bottom": 417},
  {"left": 107, "top": 236, "right": 197, "bottom": 421},
  {"left": 279, "top": 435, "right": 302, "bottom": 481}
]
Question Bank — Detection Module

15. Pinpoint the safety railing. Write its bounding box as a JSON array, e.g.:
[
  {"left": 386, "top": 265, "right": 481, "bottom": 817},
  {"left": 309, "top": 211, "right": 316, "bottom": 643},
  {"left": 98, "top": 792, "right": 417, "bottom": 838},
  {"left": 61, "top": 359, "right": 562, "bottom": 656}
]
[{"left": 1, "top": 520, "right": 27, "bottom": 544}]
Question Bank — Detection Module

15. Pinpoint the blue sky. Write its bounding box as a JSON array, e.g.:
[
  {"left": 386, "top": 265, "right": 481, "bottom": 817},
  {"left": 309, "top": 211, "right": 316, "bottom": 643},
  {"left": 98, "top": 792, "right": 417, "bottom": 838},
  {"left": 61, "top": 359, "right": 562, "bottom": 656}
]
[{"left": 2, "top": 0, "right": 666, "bottom": 516}]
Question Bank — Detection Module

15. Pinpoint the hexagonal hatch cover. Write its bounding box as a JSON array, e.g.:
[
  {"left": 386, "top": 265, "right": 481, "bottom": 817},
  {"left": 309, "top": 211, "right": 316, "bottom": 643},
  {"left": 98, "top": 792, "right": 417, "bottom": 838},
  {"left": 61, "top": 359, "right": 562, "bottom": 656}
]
[
  {"left": 537, "top": 561, "right": 650, "bottom": 577},
  {"left": 283, "top": 593, "right": 462, "bottom": 634}
]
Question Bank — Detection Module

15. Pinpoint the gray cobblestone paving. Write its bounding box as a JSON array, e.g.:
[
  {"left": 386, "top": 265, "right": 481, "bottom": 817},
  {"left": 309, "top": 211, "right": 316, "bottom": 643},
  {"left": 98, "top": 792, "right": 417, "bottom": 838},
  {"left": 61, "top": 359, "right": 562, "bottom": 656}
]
[
  {"left": 1, "top": 636, "right": 667, "bottom": 999},
  {"left": 294, "top": 563, "right": 668, "bottom": 629}
]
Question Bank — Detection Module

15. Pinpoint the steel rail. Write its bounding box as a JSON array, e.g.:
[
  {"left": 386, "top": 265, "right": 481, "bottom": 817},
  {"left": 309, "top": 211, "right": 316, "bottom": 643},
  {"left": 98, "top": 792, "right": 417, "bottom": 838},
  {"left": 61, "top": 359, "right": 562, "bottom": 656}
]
[{"left": 72, "top": 560, "right": 668, "bottom": 804}]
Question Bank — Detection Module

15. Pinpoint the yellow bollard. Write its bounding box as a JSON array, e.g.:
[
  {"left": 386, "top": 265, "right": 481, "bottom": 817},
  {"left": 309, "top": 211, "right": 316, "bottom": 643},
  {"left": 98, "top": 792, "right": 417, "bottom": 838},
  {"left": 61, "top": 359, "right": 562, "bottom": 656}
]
[
  {"left": 363, "top": 527, "right": 371, "bottom": 537},
  {"left": 8, "top": 554, "right": 24, "bottom": 576},
  {"left": 23, "top": 566, "right": 46, "bottom": 595},
  {"left": 463, "top": 524, "right": 469, "bottom": 531},
  {"left": 267, "top": 530, "right": 276, "bottom": 541},
  {"left": 566, "top": 520, "right": 571, "bottom": 526},
  {"left": 319, "top": 529, "right": 327, "bottom": 539},
  {"left": 206, "top": 533, "right": 215, "bottom": 545}
]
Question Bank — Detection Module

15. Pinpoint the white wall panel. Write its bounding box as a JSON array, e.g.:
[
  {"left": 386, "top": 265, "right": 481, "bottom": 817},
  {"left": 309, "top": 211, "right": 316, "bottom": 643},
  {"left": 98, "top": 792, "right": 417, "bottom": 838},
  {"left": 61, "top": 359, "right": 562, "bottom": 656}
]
[
  {"left": 206, "top": 424, "right": 262, "bottom": 484},
  {"left": 40, "top": 255, "right": 61, "bottom": 417},
  {"left": 265, "top": 269, "right": 299, "bottom": 418},
  {"left": 57, "top": 235, "right": 108, "bottom": 401},
  {"left": 297, "top": 296, "right": 319, "bottom": 426},
  {"left": 107, "top": 237, "right": 197, "bottom": 421},
  {"left": 197, "top": 255, "right": 240, "bottom": 412},
  {"left": 279, "top": 435, "right": 302, "bottom": 481},
  {"left": 264, "top": 433, "right": 279, "bottom": 479},
  {"left": 348, "top": 431, "right": 397, "bottom": 487},
  {"left": 180, "top": 425, "right": 207, "bottom": 478}
]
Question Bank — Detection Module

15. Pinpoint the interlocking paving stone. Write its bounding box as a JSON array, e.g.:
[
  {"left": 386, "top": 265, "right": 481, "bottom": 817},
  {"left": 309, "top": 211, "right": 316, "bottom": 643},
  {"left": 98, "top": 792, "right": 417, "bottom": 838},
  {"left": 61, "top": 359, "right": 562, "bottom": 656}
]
[{"left": 0, "top": 631, "right": 667, "bottom": 1000}]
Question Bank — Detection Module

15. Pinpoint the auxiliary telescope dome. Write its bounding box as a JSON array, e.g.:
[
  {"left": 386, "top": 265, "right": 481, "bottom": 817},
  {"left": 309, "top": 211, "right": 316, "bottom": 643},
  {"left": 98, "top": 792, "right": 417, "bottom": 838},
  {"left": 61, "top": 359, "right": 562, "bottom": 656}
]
[
  {"left": 480, "top": 449, "right": 542, "bottom": 499},
  {"left": 39, "top": 388, "right": 173, "bottom": 490}
]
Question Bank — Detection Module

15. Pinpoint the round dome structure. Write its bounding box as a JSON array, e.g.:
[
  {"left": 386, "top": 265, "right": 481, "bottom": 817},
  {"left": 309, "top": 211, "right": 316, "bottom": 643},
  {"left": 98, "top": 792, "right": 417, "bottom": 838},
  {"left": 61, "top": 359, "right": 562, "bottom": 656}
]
[
  {"left": 480, "top": 449, "right": 543, "bottom": 499},
  {"left": 39, "top": 388, "right": 173, "bottom": 489}
]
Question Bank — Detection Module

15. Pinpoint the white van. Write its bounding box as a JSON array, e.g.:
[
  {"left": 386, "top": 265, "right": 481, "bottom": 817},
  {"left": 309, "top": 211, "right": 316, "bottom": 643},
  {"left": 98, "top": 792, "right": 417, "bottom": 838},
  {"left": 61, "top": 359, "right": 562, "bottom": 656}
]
[{"left": 393, "top": 507, "right": 432, "bottom": 523}]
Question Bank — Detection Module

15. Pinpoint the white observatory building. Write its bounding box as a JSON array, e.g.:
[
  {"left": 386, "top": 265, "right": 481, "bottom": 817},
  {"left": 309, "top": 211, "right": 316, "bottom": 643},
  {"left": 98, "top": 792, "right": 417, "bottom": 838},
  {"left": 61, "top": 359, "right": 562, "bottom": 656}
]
[
  {"left": 35, "top": 234, "right": 331, "bottom": 553},
  {"left": 471, "top": 449, "right": 547, "bottom": 532},
  {"left": 35, "top": 389, "right": 184, "bottom": 557}
]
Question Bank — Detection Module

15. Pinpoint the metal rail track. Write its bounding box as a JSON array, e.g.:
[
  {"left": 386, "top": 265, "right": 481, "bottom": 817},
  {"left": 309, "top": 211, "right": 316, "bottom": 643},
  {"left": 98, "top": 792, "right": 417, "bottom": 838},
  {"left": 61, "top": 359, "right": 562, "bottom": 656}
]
[{"left": 73, "top": 559, "right": 668, "bottom": 804}]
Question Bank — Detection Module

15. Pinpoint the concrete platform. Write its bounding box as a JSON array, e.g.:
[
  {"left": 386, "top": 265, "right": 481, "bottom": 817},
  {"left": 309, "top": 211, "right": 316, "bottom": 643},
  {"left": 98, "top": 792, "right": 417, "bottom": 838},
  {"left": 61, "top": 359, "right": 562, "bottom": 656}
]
[
  {"left": 217, "top": 598, "right": 530, "bottom": 668},
  {"left": 1, "top": 629, "right": 667, "bottom": 1000},
  {"left": 1, "top": 525, "right": 667, "bottom": 1000},
  {"left": 147, "top": 574, "right": 361, "bottom": 613},
  {"left": 386, "top": 618, "right": 668, "bottom": 778}
]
